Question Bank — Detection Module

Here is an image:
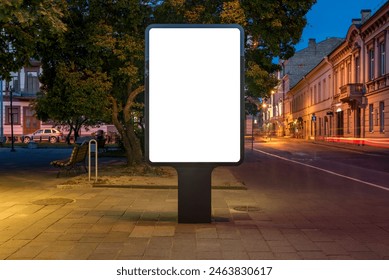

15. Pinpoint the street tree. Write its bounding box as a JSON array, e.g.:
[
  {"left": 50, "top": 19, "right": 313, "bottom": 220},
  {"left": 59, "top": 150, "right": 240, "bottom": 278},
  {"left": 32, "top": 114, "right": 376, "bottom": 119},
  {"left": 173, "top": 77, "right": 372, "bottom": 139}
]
[
  {"left": 35, "top": 0, "right": 151, "bottom": 164},
  {"left": 35, "top": 0, "right": 315, "bottom": 165},
  {"left": 152, "top": 0, "right": 316, "bottom": 98},
  {"left": 34, "top": 62, "right": 111, "bottom": 143}
]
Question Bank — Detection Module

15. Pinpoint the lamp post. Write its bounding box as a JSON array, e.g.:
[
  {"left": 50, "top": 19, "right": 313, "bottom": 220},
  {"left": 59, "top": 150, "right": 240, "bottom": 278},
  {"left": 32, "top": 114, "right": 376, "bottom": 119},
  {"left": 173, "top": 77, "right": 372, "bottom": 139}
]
[
  {"left": 9, "top": 85, "right": 15, "bottom": 152},
  {"left": 282, "top": 79, "right": 285, "bottom": 136},
  {"left": 262, "top": 102, "right": 268, "bottom": 139}
]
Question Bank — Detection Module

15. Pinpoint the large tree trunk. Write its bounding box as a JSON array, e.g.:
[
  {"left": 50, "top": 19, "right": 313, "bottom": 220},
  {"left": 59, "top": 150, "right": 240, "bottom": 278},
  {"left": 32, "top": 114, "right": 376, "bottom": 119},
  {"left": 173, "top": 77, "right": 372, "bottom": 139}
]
[
  {"left": 110, "top": 85, "right": 144, "bottom": 166},
  {"left": 121, "top": 122, "right": 143, "bottom": 165},
  {"left": 66, "top": 124, "right": 73, "bottom": 144}
]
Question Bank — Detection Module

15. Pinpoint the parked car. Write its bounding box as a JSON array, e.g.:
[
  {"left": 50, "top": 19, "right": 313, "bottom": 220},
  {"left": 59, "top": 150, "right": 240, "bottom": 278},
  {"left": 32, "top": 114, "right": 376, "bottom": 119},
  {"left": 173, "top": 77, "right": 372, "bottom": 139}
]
[{"left": 22, "top": 129, "right": 63, "bottom": 144}]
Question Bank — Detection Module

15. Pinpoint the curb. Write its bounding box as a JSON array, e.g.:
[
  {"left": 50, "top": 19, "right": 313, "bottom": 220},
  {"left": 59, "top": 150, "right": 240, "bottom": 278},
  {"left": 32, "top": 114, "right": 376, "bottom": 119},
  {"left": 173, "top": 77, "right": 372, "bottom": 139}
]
[{"left": 58, "top": 183, "right": 247, "bottom": 190}]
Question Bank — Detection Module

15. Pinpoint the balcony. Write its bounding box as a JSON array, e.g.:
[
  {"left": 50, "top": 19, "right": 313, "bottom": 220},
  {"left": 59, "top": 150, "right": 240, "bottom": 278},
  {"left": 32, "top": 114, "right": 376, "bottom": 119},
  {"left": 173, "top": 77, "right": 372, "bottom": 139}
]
[{"left": 339, "top": 83, "right": 364, "bottom": 103}]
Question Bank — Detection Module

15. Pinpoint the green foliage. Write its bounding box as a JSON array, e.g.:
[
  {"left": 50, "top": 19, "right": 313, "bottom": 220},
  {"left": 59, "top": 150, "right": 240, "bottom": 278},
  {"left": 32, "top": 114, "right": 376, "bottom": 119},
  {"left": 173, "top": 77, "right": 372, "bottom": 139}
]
[
  {"left": 0, "top": 0, "right": 66, "bottom": 80},
  {"left": 245, "top": 99, "right": 260, "bottom": 116},
  {"left": 30, "top": 0, "right": 315, "bottom": 164},
  {"left": 220, "top": 0, "right": 247, "bottom": 26},
  {"left": 152, "top": 0, "right": 316, "bottom": 98},
  {"left": 35, "top": 62, "right": 111, "bottom": 123},
  {"left": 34, "top": 0, "right": 151, "bottom": 163}
]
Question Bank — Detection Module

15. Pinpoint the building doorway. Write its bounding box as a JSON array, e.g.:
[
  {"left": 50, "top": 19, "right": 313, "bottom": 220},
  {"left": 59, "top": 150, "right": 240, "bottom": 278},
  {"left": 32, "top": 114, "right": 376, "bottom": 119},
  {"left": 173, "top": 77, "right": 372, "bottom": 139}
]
[
  {"left": 23, "top": 107, "right": 40, "bottom": 135},
  {"left": 336, "top": 111, "right": 344, "bottom": 136},
  {"left": 324, "top": 116, "right": 328, "bottom": 136},
  {"left": 356, "top": 107, "right": 361, "bottom": 138}
]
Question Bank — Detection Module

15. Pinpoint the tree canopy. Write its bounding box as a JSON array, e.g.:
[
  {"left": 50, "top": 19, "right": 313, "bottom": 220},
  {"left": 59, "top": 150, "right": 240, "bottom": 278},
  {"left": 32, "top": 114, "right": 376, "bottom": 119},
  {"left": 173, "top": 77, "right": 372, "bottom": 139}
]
[
  {"left": 152, "top": 0, "right": 316, "bottom": 97},
  {"left": 0, "top": 0, "right": 66, "bottom": 81},
  {"left": 8, "top": 0, "right": 316, "bottom": 165}
]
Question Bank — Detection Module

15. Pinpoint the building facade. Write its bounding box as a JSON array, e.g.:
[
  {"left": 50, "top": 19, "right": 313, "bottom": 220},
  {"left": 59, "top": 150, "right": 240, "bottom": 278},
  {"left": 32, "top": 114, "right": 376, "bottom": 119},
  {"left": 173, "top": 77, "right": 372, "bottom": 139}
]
[
  {"left": 271, "top": 37, "right": 343, "bottom": 137},
  {"left": 1, "top": 61, "right": 115, "bottom": 142},
  {"left": 0, "top": 61, "right": 42, "bottom": 141},
  {"left": 277, "top": 2, "right": 389, "bottom": 143},
  {"left": 360, "top": 5, "right": 389, "bottom": 139},
  {"left": 288, "top": 57, "right": 335, "bottom": 140}
]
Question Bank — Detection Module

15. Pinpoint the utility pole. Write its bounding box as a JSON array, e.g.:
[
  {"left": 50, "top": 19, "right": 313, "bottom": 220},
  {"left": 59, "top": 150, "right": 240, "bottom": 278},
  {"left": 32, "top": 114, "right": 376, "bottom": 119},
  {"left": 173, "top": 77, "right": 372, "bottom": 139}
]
[{"left": 9, "top": 85, "right": 15, "bottom": 152}]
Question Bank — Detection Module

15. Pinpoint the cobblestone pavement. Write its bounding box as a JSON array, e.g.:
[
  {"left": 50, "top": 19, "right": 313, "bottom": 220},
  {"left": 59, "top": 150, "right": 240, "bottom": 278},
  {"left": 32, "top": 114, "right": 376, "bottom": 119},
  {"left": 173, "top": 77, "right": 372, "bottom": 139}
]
[{"left": 0, "top": 146, "right": 389, "bottom": 260}]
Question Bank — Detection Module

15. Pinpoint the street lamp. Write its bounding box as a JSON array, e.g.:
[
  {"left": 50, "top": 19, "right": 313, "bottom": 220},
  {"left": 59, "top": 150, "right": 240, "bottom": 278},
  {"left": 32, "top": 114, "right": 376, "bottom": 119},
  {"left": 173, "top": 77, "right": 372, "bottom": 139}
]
[
  {"left": 9, "top": 85, "right": 16, "bottom": 152},
  {"left": 262, "top": 102, "right": 273, "bottom": 140},
  {"left": 282, "top": 79, "right": 285, "bottom": 136}
]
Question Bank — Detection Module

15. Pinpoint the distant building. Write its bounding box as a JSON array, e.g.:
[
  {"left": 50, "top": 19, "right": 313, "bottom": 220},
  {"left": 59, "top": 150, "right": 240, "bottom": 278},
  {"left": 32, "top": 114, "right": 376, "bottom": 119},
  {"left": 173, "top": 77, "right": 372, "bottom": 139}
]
[
  {"left": 269, "top": 37, "right": 343, "bottom": 137},
  {"left": 268, "top": 1, "right": 389, "bottom": 144},
  {"left": 0, "top": 60, "right": 42, "bottom": 141},
  {"left": 0, "top": 61, "right": 116, "bottom": 142}
]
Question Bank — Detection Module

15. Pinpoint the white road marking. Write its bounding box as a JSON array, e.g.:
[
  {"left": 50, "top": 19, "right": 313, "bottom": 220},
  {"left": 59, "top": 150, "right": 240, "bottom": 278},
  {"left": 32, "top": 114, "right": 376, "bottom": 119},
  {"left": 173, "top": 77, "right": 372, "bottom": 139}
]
[{"left": 253, "top": 148, "right": 389, "bottom": 192}]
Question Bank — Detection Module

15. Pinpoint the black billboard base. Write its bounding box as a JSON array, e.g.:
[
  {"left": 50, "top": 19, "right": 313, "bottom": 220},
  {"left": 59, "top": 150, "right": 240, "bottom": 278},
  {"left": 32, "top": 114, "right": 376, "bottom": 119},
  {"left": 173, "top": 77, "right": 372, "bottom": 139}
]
[{"left": 176, "top": 166, "right": 214, "bottom": 223}]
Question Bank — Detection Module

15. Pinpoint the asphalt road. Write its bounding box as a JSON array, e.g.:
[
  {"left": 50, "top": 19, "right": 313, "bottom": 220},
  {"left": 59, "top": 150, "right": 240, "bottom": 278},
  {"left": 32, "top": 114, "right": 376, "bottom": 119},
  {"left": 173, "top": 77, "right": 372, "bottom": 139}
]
[
  {"left": 244, "top": 140, "right": 389, "bottom": 191},
  {"left": 230, "top": 140, "right": 389, "bottom": 241}
]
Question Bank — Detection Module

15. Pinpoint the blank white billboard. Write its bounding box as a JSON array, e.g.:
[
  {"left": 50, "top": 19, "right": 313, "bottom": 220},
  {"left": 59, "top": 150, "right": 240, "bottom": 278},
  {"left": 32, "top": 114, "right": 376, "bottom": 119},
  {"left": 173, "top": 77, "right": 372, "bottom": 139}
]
[{"left": 146, "top": 25, "right": 243, "bottom": 164}]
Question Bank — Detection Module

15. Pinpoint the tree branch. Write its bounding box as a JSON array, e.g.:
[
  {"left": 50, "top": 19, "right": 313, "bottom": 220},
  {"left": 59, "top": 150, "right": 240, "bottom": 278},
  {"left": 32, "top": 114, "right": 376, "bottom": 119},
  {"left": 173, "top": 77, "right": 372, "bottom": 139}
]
[{"left": 124, "top": 85, "right": 144, "bottom": 123}]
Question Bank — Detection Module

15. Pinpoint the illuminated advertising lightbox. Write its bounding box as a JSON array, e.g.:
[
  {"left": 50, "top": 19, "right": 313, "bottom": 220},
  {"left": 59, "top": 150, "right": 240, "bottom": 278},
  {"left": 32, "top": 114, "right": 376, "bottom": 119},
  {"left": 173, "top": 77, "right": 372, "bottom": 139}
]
[{"left": 145, "top": 24, "right": 244, "bottom": 165}]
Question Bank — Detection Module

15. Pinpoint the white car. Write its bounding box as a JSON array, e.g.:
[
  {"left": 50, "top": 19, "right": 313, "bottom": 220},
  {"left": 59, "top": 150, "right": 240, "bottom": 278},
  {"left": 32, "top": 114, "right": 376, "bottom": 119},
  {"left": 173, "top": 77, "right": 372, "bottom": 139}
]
[{"left": 22, "top": 128, "right": 63, "bottom": 144}]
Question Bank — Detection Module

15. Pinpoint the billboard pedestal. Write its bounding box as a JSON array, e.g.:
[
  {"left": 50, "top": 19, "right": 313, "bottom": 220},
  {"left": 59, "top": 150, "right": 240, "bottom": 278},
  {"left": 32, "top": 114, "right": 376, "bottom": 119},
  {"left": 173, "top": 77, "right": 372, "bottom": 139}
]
[{"left": 176, "top": 166, "right": 214, "bottom": 223}]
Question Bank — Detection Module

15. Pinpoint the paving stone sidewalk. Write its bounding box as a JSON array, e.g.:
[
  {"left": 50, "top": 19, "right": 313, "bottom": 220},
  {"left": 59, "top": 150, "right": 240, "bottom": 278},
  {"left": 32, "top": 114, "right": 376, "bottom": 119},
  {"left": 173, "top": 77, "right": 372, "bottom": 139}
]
[{"left": 1, "top": 147, "right": 389, "bottom": 260}]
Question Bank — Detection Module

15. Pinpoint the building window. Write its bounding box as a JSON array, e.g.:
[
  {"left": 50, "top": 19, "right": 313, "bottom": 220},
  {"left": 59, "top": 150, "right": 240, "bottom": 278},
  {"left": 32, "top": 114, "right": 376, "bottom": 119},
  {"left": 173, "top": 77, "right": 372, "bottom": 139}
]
[
  {"left": 375, "top": 108, "right": 379, "bottom": 127},
  {"left": 5, "top": 106, "right": 21, "bottom": 125},
  {"left": 379, "top": 42, "right": 386, "bottom": 76},
  {"left": 323, "top": 79, "right": 327, "bottom": 100},
  {"left": 355, "top": 56, "right": 360, "bottom": 83},
  {"left": 369, "top": 48, "right": 375, "bottom": 80},
  {"left": 314, "top": 85, "right": 317, "bottom": 104},
  {"left": 318, "top": 82, "right": 321, "bottom": 102},
  {"left": 347, "top": 61, "right": 351, "bottom": 84},
  {"left": 380, "top": 101, "right": 385, "bottom": 133},
  {"left": 369, "top": 104, "right": 374, "bottom": 132},
  {"left": 340, "top": 66, "right": 345, "bottom": 86},
  {"left": 7, "top": 75, "right": 20, "bottom": 93},
  {"left": 25, "top": 71, "right": 39, "bottom": 94}
]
